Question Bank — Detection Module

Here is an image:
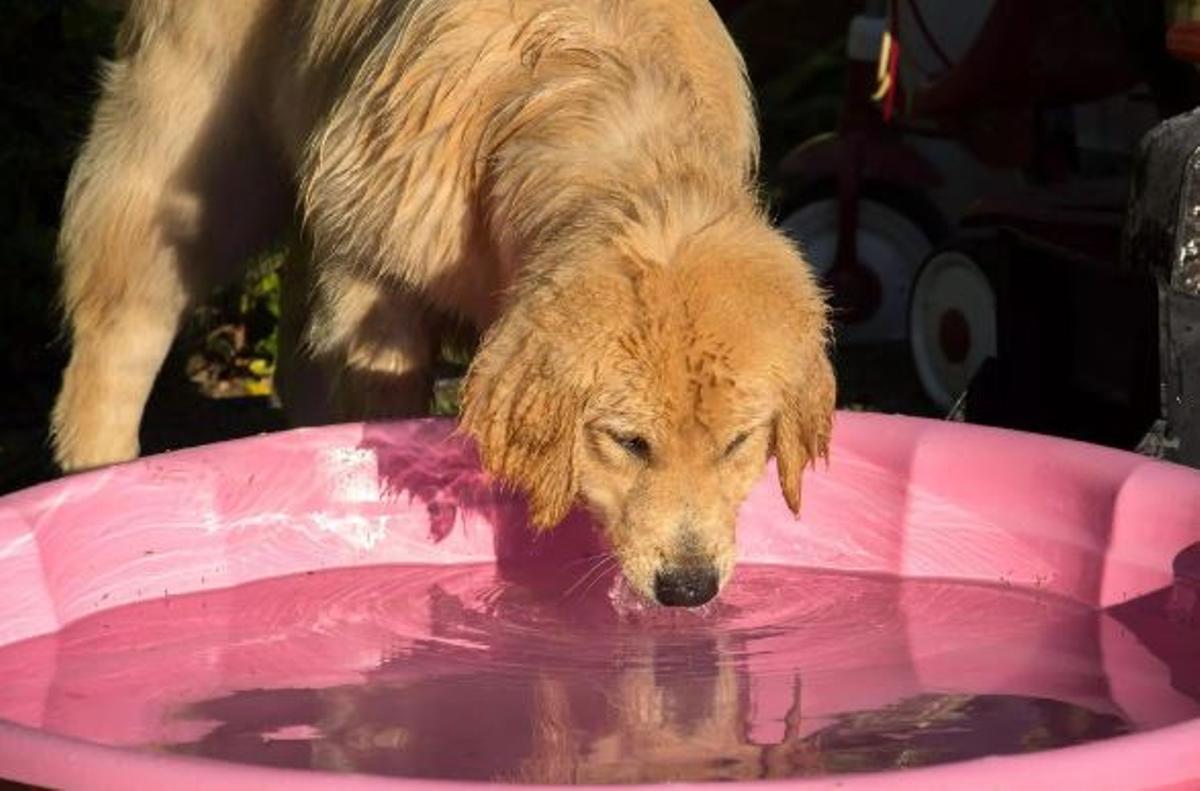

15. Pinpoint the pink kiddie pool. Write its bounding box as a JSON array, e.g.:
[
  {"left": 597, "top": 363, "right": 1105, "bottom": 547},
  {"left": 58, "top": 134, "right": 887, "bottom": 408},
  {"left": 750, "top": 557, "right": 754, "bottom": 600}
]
[{"left": 0, "top": 412, "right": 1198, "bottom": 790}]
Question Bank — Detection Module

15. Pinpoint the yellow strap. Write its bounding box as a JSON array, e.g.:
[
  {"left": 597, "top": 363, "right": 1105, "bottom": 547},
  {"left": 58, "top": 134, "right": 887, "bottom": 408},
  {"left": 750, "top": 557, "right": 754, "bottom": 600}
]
[{"left": 872, "top": 30, "right": 895, "bottom": 101}]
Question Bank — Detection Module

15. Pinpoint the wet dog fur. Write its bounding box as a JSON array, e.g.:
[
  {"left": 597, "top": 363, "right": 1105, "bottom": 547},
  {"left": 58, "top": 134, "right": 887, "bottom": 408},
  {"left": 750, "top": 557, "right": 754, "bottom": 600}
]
[{"left": 51, "top": 0, "right": 835, "bottom": 605}]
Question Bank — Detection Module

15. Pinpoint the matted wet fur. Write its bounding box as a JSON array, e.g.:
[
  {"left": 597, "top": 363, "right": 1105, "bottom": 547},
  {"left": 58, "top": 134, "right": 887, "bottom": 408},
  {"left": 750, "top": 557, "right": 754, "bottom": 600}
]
[{"left": 52, "top": 0, "right": 835, "bottom": 605}]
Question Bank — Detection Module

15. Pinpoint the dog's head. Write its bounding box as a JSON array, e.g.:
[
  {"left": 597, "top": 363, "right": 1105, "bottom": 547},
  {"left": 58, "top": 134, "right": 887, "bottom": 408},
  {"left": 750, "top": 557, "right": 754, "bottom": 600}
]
[{"left": 460, "top": 215, "right": 834, "bottom": 606}]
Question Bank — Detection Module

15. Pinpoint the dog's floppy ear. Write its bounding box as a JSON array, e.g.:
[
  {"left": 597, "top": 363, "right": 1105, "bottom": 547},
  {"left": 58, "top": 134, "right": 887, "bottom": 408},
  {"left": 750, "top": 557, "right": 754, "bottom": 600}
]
[
  {"left": 459, "top": 310, "right": 586, "bottom": 530},
  {"left": 773, "top": 334, "right": 836, "bottom": 517}
]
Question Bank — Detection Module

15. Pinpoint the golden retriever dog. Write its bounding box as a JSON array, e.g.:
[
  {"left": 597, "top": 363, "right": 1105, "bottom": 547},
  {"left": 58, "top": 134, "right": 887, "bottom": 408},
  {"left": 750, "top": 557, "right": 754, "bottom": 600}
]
[{"left": 51, "top": 0, "right": 835, "bottom": 606}]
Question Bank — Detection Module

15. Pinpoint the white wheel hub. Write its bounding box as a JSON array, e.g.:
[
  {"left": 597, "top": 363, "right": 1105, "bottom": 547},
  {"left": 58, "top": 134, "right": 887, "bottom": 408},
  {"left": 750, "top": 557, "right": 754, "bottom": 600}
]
[
  {"left": 780, "top": 198, "right": 935, "bottom": 344},
  {"left": 909, "top": 249, "right": 998, "bottom": 411}
]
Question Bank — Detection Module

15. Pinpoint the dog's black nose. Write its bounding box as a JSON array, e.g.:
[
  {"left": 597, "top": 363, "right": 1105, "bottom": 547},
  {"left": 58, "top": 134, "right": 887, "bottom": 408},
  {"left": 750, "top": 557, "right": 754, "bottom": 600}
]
[{"left": 654, "top": 566, "right": 719, "bottom": 607}]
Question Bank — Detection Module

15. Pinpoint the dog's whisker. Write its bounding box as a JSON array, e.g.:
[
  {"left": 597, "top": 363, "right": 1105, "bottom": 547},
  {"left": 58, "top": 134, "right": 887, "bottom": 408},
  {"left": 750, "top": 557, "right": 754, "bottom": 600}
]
[
  {"left": 562, "top": 554, "right": 616, "bottom": 599},
  {"left": 577, "top": 556, "right": 620, "bottom": 598},
  {"left": 562, "top": 560, "right": 609, "bottom": 599},
  {"left": 562, "top": 552, "right": 614, "bottom": 570},
  {"left": 570, "top": 555, "right": 620, "bottom": 600}
]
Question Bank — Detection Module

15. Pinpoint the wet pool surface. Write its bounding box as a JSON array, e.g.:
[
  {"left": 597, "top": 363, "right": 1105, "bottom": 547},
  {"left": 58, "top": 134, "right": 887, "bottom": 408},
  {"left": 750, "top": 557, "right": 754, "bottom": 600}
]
[{"left": 0, "top": 564, "right": 1195, "bottom": 783}]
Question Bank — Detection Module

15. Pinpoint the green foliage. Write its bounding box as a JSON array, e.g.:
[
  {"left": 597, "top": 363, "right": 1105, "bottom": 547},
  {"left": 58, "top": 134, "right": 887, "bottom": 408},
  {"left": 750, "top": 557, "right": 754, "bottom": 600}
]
[
  {"left": 239, "top": 251, "right": 283, "bottom": 364},
  {"left": 431, "top": 378, "right": 463, "bottom": 417},
  {"left": 189, "top": 249, "right": 284, "bottom": 397}
]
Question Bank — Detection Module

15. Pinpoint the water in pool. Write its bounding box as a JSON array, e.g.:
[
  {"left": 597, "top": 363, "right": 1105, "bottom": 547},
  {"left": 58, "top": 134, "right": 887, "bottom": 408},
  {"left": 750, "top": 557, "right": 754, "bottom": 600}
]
[{"left": 0, "top": 563, "right": 1196, "bottom": 783}]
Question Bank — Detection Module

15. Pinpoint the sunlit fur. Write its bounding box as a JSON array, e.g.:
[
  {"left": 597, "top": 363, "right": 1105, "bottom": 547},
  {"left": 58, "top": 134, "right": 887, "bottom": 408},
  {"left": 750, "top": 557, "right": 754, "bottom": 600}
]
[{"left": 52, "top": 0, "right": 834, "bottom": 601}]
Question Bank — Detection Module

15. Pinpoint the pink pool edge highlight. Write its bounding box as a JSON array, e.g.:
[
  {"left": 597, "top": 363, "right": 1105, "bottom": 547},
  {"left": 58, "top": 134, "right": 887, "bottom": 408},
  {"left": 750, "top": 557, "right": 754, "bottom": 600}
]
[{"left": 0, "top": 411, "right": 1198, "bottom": 790}]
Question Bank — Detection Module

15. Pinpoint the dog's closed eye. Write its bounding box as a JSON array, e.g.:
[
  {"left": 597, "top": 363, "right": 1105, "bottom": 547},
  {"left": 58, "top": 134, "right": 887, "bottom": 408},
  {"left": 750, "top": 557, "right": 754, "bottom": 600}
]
[
  {"left": 722, "top": 430, "right": 752, "bottom": 459},
  {"left": 610, "top": 432, "right": 651, "bottom": 461}
]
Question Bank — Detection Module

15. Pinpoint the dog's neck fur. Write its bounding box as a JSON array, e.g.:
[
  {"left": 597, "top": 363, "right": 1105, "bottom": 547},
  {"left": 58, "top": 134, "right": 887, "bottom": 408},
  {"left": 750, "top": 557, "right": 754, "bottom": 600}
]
[{"left": 480, "top": 56, "right": 762, "bottom": 304}]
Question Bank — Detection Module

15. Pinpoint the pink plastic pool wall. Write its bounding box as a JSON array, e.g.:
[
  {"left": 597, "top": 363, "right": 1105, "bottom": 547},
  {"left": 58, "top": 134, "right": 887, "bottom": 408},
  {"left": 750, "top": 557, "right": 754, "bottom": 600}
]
[{"left": 0, "top": 412, "right": 1198, "bottom": 790}]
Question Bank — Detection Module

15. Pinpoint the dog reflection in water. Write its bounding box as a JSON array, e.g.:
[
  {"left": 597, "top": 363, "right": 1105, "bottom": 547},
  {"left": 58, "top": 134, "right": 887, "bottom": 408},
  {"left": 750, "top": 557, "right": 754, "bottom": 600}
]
[
  {"left": 168, "top": 578, "right": 814, "bottom": 781},
  {"left": 501, "top": 641, "right": 814, "bottom": 782},
  {"left": 173, "top": 633, "right": 812, "bottom": 781},
  {"left": 168, "top": 583, "right": 1127, "bottom": 781}
]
